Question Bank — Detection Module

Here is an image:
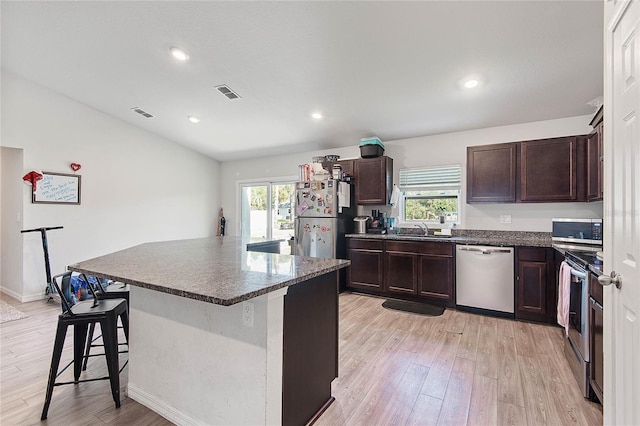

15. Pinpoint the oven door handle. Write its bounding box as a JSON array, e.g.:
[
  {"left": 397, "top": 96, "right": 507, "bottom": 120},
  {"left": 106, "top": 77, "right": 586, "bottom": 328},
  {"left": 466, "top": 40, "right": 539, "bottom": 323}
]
[{"left": 570, "top": 268, "right": 587, "bottom": 280}]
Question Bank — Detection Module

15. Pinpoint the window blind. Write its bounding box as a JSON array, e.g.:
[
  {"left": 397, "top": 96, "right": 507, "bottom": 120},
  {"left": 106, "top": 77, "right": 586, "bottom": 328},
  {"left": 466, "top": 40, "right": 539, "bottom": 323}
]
[{"left": 399, "top": 164, "right": 462, "bottom": 190}]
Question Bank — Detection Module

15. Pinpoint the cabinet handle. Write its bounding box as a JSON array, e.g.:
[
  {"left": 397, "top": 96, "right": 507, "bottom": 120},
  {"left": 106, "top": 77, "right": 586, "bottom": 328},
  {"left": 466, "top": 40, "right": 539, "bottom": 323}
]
[{"left": 458, "top": 246, "right": 511, "bottom": 254}]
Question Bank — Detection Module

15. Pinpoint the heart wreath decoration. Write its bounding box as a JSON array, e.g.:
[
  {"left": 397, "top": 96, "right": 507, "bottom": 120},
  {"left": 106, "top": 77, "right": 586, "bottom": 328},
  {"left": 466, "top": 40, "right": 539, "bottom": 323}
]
[
  {"left": 70, "top": 163, "right": 81, "bottom": 172},
  {"left": 23, "top": 171, "right": 43, "bottom": 192}
]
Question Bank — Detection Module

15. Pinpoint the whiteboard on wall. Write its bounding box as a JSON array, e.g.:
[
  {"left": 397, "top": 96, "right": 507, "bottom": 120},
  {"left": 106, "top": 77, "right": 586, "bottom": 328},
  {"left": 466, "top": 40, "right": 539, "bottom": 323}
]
[{"left": 32, "top": 171, "right": 81, "bottom": 204}]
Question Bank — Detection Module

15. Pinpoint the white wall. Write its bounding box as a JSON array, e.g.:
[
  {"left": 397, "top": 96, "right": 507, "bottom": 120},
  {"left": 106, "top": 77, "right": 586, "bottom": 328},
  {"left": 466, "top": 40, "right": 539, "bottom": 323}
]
[
  {"left": 0, "top": 147, "right": 25, "bottom": 299},
  {"left": 1, "top": 71, "right": 221, "bottom": 301},
  {"left": 221, "top": 115, "right": 603, "bottom": 235}
]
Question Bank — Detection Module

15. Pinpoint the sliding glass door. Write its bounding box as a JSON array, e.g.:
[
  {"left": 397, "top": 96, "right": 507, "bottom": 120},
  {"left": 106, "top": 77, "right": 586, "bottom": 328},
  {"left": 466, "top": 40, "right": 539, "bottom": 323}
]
[{"left": 240, "top": 181, "right": 295, "bottom": 240}]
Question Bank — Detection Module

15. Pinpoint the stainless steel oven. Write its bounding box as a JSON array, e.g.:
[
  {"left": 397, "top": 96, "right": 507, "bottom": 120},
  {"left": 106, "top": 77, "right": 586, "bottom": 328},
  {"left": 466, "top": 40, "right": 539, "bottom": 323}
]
[{"left": 562, "top": 250, "right": 598, "bottom": 397}]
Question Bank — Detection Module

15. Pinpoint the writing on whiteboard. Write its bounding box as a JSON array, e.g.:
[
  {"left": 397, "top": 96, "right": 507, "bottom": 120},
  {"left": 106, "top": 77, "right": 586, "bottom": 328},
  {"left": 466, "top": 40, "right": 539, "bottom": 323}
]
[{"left": 33, "top": 172, "right": 81, "bottom": 204}]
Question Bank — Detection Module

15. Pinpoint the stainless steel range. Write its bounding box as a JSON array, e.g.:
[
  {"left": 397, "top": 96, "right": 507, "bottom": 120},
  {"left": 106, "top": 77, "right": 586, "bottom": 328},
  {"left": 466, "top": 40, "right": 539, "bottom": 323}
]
[{"left": 552, "top": 218, "right": 603, "bottom": 398}]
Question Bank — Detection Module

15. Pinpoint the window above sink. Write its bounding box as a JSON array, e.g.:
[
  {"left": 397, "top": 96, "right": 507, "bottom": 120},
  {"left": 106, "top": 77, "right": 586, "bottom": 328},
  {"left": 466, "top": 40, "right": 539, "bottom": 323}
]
[{"left": 397, "top": 165, "right": 461, "bottom": 227}]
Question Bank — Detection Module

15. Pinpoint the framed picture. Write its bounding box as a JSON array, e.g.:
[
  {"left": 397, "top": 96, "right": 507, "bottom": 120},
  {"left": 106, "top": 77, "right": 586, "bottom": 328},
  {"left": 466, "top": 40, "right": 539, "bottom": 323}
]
[{"left": 32, "top": 171, "right": 81, "bottom": 205}]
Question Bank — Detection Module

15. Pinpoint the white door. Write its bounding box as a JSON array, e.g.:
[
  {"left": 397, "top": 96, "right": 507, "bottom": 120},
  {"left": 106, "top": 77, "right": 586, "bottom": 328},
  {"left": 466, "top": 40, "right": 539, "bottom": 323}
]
[{"left": 603, "top": 1, "right": 640, "bottom": 424}]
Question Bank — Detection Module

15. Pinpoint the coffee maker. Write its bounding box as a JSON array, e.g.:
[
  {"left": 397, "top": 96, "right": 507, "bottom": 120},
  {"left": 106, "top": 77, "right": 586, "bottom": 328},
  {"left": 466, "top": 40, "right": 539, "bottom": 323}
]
[{"left": 368, "top": 209, "right": 387, "bottom": 234}]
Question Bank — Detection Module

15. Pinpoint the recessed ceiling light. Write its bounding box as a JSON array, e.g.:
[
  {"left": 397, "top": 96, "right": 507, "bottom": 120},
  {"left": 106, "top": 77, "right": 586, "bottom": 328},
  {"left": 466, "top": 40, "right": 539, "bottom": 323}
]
[
  {"left": 188, "top": 116, "right": 200, "bottom": 123},
  {"left": 311, "top": 112, "right": 323, "bottom": 120},
  {"left": 170, "top": 46, "right": 189, "bottom": 61},
  {"left": 464, "top": 79, "right": 479, "bottom": 89}
]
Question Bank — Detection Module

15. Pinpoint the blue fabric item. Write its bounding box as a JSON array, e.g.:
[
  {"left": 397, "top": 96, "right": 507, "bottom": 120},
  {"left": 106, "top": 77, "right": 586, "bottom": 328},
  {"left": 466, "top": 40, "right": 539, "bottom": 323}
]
[{"left": 59, "top": 274, "right": 113, "bottom": 306}]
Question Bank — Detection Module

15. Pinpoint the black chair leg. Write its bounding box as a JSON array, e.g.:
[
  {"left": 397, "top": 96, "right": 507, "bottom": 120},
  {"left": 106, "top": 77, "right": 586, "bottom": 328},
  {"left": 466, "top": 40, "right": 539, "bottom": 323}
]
[
  {"left": 41, "top": 321, "right": 68, "bottom": 420},
  {"left": 82, "top": 322, "right": 97, "bottom": 371},
  {"left": 73, "top": 323, "right": 89, "bottom": 382},
  {"left": 120, "top": 309, "right": 129, "bottom": 344},
  {"left": 100, "top": 316, "right": 121, "bottom": 408}
]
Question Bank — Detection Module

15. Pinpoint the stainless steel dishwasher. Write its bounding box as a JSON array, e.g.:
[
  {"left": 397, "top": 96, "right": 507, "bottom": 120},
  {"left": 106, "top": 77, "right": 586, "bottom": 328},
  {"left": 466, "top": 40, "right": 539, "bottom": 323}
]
[{"left": 456, "top": 245, "right": 514, "bottom": 314}]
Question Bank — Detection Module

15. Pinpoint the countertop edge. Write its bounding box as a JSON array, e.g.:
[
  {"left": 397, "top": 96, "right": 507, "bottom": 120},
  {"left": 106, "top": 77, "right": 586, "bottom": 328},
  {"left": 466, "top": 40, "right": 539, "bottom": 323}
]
[
  {"left": 345, "top": 233, "right": 553, "bottom": 248},
  {"left": 69, "top": 260, "right": 350, "bottom": 306}
]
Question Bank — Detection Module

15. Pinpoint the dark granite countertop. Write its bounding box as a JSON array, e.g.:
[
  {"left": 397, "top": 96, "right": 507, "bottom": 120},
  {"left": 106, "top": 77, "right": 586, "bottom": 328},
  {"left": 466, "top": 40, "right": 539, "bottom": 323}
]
[
  {"left": 346, "top": 229, "right": 553, "bottom": 248},
  {"left": 68, "top": 237, "right": 349, "bottom": 306}
]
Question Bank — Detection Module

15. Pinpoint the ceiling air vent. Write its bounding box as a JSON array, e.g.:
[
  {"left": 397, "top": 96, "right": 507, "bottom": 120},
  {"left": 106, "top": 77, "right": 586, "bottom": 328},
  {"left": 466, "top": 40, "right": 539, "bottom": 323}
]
[
  {"left": 215, "top": 84, "right": 241, "bottom": 100},
  {"left": 130, "top": 107, "right": 155, "bottom": 118}
]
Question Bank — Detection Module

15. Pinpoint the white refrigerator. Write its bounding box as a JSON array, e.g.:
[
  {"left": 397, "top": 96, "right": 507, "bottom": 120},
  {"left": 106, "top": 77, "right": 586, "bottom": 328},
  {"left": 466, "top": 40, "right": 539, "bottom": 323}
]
[{"left": 294, "top": 180, "right": 355, "bottom": 259}]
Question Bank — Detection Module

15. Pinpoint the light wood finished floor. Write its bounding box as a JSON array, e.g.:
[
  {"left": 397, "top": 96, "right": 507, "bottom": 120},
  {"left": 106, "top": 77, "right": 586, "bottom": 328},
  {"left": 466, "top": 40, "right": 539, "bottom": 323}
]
[
  {"left": 1, "top": 292, "right": 602, "bottom": 425},
  {"left": 318, "top": 292, "right": 602, "bottom": 426}
]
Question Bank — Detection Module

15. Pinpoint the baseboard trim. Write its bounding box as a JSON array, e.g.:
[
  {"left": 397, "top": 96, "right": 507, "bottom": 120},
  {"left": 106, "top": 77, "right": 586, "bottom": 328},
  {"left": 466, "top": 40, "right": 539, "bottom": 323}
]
[
  {"left": 127, "top": 383, "right": 207, "bottom": 426},
  {"left": 0, "top": 287, "right": 46, "bottom": 303}
]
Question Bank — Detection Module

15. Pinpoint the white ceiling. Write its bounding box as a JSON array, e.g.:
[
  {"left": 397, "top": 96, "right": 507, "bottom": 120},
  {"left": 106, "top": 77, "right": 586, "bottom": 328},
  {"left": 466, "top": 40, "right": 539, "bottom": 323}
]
[{"left": 1, "top": 1, "right": 603, "bottom": 162}]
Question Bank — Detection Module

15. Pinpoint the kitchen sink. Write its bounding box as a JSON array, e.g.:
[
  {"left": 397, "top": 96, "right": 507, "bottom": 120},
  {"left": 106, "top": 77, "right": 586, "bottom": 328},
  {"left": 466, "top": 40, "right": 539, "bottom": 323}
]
[{"left": 396, "top": 228, "right": 452, "bottom": 238}]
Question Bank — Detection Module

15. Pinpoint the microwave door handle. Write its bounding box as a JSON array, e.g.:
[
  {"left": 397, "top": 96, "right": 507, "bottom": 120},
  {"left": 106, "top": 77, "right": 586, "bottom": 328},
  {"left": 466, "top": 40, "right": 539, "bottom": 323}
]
[{"left": 570, "top": 268, "right": 587, "bottom": 280}]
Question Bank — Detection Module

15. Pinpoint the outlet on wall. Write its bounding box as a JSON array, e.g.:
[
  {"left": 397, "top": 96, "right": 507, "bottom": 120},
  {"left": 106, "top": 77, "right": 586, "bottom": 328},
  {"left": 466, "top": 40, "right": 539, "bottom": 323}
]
[
  {"left": 242, "top": 301, "right": 254, "bottom": 328},
  {"left": 500, "top": 214, "right": 512, "bottom": 224}
]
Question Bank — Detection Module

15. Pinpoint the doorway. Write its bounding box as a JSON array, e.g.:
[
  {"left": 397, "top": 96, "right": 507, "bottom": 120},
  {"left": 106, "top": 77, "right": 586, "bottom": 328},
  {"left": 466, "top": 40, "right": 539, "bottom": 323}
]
[{"left": 0, "top": 147, "right": 24, "bottom": 300}]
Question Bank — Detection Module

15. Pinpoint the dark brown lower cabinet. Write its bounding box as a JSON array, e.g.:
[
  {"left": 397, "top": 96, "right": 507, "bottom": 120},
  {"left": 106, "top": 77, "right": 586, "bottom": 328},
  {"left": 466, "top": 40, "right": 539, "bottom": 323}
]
[
  {"left": 418, "top": 256, "right": 454, "bottom": 301},
  {"left": 515, "top": 247, "right": 556, "bottom": 323},
  {"left": 348, "top": 239, "right": 454, "bottom": 306},
  {"left": 589, "top": 273, "right": 604, "bottom": 404},
  {"left": 346, "top": 239, "right": 384, "bottom": 291},
  {"left": 386, "top": 251, "right": 417, "bottom": 295}
]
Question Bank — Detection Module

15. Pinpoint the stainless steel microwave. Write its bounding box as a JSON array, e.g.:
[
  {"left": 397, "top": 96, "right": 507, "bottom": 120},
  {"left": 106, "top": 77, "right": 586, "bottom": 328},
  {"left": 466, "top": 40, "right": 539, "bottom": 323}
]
[{"left": 552, "top": 218, "right": 603, "bottom": 245}]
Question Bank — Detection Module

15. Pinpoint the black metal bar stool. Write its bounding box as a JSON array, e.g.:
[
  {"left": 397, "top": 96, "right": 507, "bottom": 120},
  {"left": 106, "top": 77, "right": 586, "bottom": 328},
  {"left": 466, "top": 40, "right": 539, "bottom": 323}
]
[
  {"left": 82, "top": 279, "right": 130, "bottom": 371},
  {"left": 41, "top": 272, "right": 129, "bottom": 420}
]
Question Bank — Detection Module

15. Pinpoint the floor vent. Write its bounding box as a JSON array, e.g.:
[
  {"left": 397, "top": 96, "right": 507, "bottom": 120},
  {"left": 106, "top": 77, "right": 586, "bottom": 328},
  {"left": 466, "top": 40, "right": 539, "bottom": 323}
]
[
  {"left": 215, "top": 84, "right": 241, "bottom": 100},
  {"left": 130, "top": 107, "right": 155, "bottom": 118}
]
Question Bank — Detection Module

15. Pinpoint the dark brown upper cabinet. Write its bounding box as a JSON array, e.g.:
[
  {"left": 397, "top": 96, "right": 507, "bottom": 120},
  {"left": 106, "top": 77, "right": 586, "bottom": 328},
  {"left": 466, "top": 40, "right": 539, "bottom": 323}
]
[
  {"left": 467, "top": 143, "right": 517, "bottom": 203},
  {"left": 354, "top": 156, "right": 393, "bottom": 205},
  {"left": 518, "top": 136, "right": 583, "bottom": 202},
  {"left": 468, "top": 135, "right": 589, "bottom": 204},
  {"left": 587, "top": 106, "right": 604, "bottom": 202},
  {"left": 323, "top": 159, "right": 355, "bottom": 179}
]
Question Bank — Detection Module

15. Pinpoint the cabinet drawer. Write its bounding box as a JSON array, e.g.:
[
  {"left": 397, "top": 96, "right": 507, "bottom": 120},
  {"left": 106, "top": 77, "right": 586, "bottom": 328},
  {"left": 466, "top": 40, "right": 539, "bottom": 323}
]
[
  {"left": 518, "top": 247, "right": 546, "bottom": 262},
  {"left": 347, "top": 238, "right": 384, "bottom": 251},
  {"left": 386, "top": 241, "right": 453, "bottom": 256}
]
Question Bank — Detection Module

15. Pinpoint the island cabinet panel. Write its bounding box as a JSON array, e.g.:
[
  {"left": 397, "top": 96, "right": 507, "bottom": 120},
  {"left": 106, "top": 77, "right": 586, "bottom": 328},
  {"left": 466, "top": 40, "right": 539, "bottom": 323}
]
[
  {"left": 515, "top": 247, "right": 556, "bottom": 323},
  {"left": 467, "top": 143, "right": 517, "bottom": 203},
  {"left": 354, "top": 156, "right": 393, "bottom": 205},
  {"left": 347, "top": 239, "right": 384, "bottom": 291},
  {"left": 282, "top": 271, "right": 338, "bottom": 426},
  {"left": 518, "top": 136, "right": 582, "bottom": 202}
]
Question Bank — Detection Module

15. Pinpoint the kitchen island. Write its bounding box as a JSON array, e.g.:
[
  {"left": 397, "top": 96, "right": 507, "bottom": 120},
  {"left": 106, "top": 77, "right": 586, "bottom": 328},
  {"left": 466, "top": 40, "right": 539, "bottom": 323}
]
[{"left": 69, "top": 237, "right": 349, "bottom": 426}]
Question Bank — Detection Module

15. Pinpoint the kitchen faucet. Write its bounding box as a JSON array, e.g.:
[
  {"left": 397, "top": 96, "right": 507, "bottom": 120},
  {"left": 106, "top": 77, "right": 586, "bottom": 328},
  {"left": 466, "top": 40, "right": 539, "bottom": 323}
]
[{"left": 416, "top": 223, "right": 429, "bottom": 236}]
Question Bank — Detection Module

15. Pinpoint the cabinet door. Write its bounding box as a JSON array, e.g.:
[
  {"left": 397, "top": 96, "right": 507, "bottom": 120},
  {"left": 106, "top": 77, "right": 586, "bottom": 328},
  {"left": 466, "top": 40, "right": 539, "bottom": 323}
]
[
  {"left": 586, "top": 125, "right": 603, "bottom": 201},
  {"left": 467, "top": 143, "right": 517, "bottom": 202},
  {"left": 347, "top": 247, "right": 384, "bottom": 291},
  {"left": 418, "top": 256, "right": 454, "bottom": 303},
  {"left": 354, "top": 157, "right": 393, "bottom": 205},
  {"left": 519, "top": 137, "right": 579, "bottom": 201},
  {"left": 386, "top": 251, "right": 417, "bottom": 295},
  {"left": 516, "top": 247, "right": 556, "bottom": 322},
  {"left": 517, "top": 260, "right": 546, "bottom": 315},
  {"left": 590, "top": 297, "right": 604, "bottom": 403}
]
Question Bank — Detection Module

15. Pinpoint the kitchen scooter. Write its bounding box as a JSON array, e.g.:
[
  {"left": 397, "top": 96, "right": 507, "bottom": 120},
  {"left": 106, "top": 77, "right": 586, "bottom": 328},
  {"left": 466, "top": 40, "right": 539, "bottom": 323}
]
[{"left": 20, "top": 226, "right": 63, "bottom": 301}]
